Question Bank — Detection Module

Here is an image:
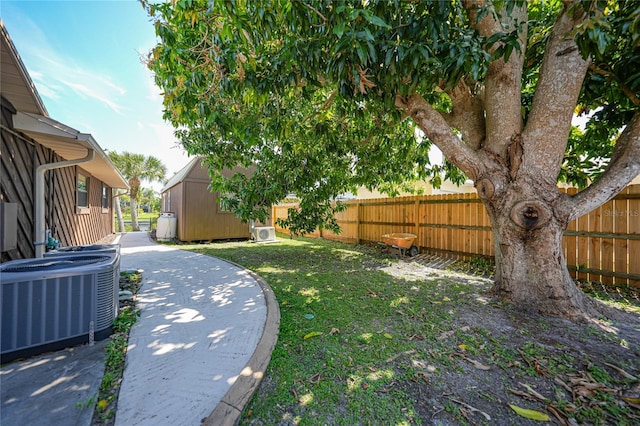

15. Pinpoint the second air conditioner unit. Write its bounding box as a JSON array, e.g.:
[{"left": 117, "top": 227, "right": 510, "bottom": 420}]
[{"left": 252, "top": 226, "right": 276, "bottom": 243}]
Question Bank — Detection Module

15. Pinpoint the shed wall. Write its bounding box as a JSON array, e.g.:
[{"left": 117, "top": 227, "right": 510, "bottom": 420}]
[{"left": 180, "top": 181, "right": 249, "bottom": 242}]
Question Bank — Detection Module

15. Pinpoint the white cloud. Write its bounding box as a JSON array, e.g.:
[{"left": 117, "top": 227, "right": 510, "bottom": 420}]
[
  {"left": 31, "top": 80, "right": 60, "bottom": 100},
  {"left": 6, "top": 17, "right": 128, "bottom": 115},
  {"left": 61, "top": 79, "right": 125, "bottom": 114}
]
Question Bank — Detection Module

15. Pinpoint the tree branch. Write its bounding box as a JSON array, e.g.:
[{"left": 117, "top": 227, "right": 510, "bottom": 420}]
[
  {"left": 296, "top": 0, "right": 327, "bottom": 23},
  {"left": 462, "top": 0, "right": 502, "bottom": 39},
  {"left": 523, "top": 1, "right": 591, "bottom": 179},
  {"left": 463, "top": 1, "right": 526, "bottom": 158},
  {"left": 566, "top": 111, "right": 640, "bottom": 220},
  {"left": 442, "top": 79, "right": 486, "bottom": 150},
  {"left": 589, "top": 63, "right": 640, "bottom": 108},
  {"left": 396, "top": 93, "right": 483, "bottom": 181}
]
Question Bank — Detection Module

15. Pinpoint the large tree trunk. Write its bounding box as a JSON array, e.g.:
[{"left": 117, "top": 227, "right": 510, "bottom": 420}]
[{"left": 477, "top": 173, "right": 603, "bottom": 320}]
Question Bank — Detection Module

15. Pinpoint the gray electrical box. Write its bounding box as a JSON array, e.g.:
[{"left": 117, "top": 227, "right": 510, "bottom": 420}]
[{"left": 1, "top": 202, "right": 18, "bottom": 252}]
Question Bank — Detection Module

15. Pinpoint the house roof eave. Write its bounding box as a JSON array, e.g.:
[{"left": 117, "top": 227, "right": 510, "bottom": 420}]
[
  {"left": 13, "top": 112, "right": 129, "bottom": 189},
  {"left": 0, "top": 20, "right": 48, "bottom": 116}
]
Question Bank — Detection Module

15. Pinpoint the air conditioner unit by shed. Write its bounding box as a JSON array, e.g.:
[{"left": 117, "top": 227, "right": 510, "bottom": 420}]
[{"left": 251, "top": 226, "right": 276, "bottom": 243}]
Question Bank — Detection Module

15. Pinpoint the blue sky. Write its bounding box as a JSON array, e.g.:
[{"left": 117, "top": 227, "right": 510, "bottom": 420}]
[{"left": 2, "top": 0, "right": 192, "bottom": 191}]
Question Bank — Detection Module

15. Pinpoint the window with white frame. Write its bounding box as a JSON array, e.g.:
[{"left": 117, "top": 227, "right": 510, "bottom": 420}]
[
  {"left": 102, "top": 185, "right": 109, "bottom": 210},
  {"left": 77, "top": 173, "right": 89, "bottom": 208}
]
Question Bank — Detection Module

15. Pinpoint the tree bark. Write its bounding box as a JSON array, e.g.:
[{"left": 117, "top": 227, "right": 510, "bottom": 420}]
[
  {"left": 523, "top": 1, "right": 590, "bottom": 184},
  {"left": 479, "top": 174, "right": 601, "bottom": 320},
  {"left": 130, "top": 198, "right": 140, "bottom": 231},
  {"left": 129, "top": 178, "right": 140, "bottom": 232},
  {"left": 463, "top": 0, "right": 527, "bottom": 157},
  {"left": 114, "top": 191, "right": 125, "bottom": 233}
]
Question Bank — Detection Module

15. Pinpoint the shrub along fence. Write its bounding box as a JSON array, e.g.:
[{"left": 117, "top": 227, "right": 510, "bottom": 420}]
[{"left": 273, "top": 184, "right": 640, "bottom": 287}]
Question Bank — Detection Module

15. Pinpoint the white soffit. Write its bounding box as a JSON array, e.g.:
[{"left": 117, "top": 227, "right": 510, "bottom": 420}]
[{"left": 13, "top": 112, "right": 128, "bottom": 189}]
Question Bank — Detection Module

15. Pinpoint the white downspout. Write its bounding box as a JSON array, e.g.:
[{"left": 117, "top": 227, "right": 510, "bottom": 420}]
[{"left": 34, "top": 148, "right": 95, "bottom": 257}]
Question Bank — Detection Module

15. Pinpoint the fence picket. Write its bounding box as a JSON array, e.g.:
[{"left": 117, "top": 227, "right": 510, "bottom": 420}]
[
  {"left": 272, "top": 184, "right": 639, "bottom": 287},
  {"left": 564, "top": 188, "right": 578, "bottom": 280},
  {"left": 588, "top": 207, "right": 601, "bottom": 282},
  {"left": 600, "top": 199, "right": 615, "bottom": 285},
  {"left": 628, "top": 185, "right": 640, "bottom": 287},
  {"left": 613, "top": 188, "right": 628, "bottom": 285},
  {"left": 576, "top": 210, "right": 590, "bottom": 281}
]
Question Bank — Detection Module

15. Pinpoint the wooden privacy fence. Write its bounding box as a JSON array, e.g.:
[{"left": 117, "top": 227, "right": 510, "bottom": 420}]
[{"left": 273, "top": 184, "right": 640, "bottom": 287}]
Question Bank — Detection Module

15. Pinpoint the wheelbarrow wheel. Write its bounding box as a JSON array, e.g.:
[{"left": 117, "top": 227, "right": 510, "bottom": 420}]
[{"left": 408, "top": 245, "right": 419, "bottom": 257}]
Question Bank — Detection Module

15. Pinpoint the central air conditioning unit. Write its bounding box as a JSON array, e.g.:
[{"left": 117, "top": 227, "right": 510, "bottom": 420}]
[
  {"left": 251, "top": 226, "right": 276, "bottom": 243},
  {"left": 45, "top": 244, "right": 120, "bottom": 256},
  {"left": 1, "top": 252, "right": 120, "bottom": 363}
]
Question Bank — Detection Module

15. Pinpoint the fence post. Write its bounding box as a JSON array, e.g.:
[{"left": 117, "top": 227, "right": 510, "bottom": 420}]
[
  {"left": 356, "top": 201, "right": 361, "bottom": 244},
  {"left": 629, "top": 185, "right": 640, "bottom": 287},
  {"left": 414, "top": 199, "right": 420, "bottom": 249}
]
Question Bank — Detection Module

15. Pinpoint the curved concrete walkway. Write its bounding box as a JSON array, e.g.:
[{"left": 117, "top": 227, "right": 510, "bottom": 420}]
[
  {"left": 115, "top": 232, "right": 279, "bottom": 426},
  {"left": 0, "top": 232, "right": 278, "bottom": 426}
]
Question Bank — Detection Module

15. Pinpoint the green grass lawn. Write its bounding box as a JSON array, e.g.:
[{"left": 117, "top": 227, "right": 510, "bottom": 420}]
[
  {"left": 118, "top": 212, "right": 159, "bottom": 222},
  {"left": 179, "top": 236, "right": 640, "bottom": 425},
  {"left": 116, "top": 212, "right": 160, "bottom": 232}
]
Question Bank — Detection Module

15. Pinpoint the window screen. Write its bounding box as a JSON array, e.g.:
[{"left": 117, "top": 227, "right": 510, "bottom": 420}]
[{"left": 77, "top": 173, "right": 89, "bottom": 208}]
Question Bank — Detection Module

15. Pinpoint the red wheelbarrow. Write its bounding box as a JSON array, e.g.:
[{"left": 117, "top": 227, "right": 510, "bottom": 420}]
[{"left": 381, "top": 233, "right": 419, "bottom": 257}]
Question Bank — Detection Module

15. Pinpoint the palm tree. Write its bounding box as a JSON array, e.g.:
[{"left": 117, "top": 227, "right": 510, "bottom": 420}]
[
  {"left": 108, "top": 151, "right": 167, "bottom": 231},
  {"left": 114, "top": 189, "right": 126, "bottom": 233}
]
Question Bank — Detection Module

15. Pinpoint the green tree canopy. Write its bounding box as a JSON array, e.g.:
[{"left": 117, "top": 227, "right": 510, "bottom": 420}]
[
  {"left": 144, "top": 0, "right": 638, "bottom": 231},
  {"left": 144, "top": 0, "right": 639, "bottom": 319}
]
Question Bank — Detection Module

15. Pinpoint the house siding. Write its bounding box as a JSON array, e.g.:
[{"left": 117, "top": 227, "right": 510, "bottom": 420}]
[{"left": 1, "top": 99, "right": 114, "bottom": 261}]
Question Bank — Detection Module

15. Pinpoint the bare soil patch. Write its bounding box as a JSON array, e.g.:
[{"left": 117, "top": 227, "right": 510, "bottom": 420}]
[{"left": 377, "top": 258, "right": 640, "bottom": 425}]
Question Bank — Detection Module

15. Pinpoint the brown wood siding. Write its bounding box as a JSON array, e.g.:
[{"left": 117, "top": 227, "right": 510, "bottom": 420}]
[
  {"left": 1, "top": 99, "right": 35, "bottom": 260},
  {"left": 52, "top": 165, "right": 113, "bottom": 247},
  {"left": 163, "top": 161, "right": 254, "bottom": 242},
  {"left": 168, "top": 183, "right": 184, "bottom": 238},
  {"left": 180, "top": 181, "right": 249, "bottom": 241},
  {"left": 1, "top": 99, "right": 114, "bottom": 261}
]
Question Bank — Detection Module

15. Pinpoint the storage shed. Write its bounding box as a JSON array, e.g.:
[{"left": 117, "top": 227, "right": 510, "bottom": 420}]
[{"left": 161, "top": 157, "right": 269, "bottom": 242}]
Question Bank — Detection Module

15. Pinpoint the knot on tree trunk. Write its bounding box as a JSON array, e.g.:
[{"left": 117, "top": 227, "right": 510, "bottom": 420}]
[
  {"left": 476, "top": 178, "right": 495, "bottom": 199},
  {"left": 510, "top": 200, "right": 552, "bottom": 231}
]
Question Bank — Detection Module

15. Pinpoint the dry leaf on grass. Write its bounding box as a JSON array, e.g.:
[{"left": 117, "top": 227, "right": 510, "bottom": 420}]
[
  {"left": 604, "top": 362, "right": 638, "bottom": 380},
  {"left": 303, "top": 331, "right": 323, "bottom": 339},
  {"left": 509, "top": 404, "right": 550, "bottom": 421}
]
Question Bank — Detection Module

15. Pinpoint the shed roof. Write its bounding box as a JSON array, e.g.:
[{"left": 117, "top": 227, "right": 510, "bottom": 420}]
[
  {"left": 0, "top": 20, "right": 128, "bottom": 189},
  {"left": 161, "top": 156, "right": 203, "bottom": 193}
]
